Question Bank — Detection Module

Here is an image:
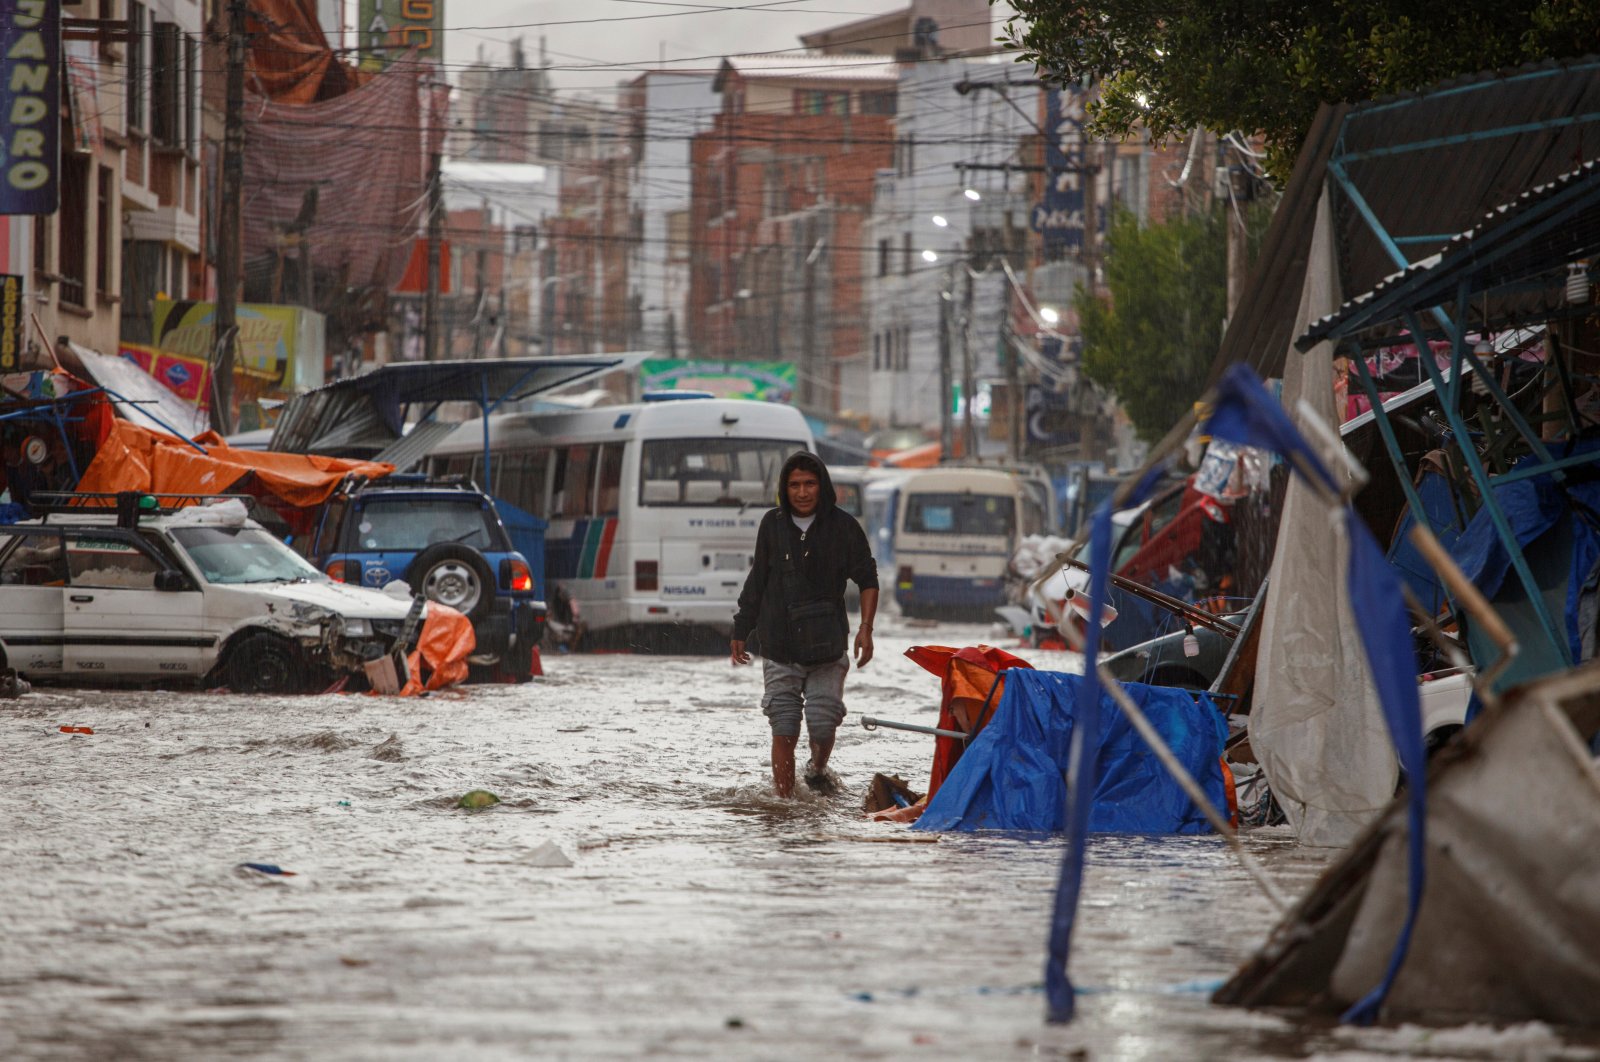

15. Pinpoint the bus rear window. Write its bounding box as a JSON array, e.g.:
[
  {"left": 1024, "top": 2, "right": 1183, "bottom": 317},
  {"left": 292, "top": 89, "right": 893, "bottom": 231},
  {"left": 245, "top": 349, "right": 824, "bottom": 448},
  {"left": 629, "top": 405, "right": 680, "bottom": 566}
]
[
  {"left": 904, "top": 493, "right": 1015, "bottom": 537},
  {"left": 639, "top": 438, "right": 796, "bottom": 507},
  {"left": 835, "top": 482, "right": 863, "bottom": 518}
]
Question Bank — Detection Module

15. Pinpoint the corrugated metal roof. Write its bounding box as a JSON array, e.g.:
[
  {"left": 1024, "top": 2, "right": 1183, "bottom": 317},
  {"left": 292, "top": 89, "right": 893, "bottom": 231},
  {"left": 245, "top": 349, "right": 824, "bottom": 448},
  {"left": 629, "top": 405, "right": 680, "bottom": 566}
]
[
  {"left": 372, "top": 419, "right": 461, "bottom": 473},
  {"left": 1299, "top": 159, "right": 1600, "bottom": 349},
  {"left": 1211, "top": 55, "right": 1600, "bottom": 379}
]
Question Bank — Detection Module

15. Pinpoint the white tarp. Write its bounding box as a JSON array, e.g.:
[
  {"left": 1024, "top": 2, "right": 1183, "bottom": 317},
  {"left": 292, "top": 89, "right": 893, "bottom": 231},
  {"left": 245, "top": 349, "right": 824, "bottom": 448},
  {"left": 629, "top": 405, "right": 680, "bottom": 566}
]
[{"left": 1250, "top": 188, "right": 1398, "bottom": 847}]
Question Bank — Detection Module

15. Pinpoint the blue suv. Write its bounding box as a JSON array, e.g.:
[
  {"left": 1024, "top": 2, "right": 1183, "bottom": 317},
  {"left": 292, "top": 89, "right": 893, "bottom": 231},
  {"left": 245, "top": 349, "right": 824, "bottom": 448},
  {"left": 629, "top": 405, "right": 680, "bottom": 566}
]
[{"left": 306, "top": 477, "right": 545, "bottom": 682}]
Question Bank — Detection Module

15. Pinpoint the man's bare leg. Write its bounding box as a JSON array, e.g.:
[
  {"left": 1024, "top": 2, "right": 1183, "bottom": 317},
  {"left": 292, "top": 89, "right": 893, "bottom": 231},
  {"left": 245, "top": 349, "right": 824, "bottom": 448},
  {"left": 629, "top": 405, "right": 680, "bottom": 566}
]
[
  {"left": 808, "top": 735, "right": 835, "bottom": 776},
  {"left": 771, "top": 734, "right": 799, "bottom": 798}
]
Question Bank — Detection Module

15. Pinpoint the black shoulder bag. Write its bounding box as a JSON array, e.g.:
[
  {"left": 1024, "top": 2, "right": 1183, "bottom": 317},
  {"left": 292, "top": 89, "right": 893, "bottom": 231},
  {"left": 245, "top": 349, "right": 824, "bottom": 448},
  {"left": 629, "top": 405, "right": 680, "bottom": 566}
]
[{"left": 778, "top": 515, "right": 846, "bottom": 664}]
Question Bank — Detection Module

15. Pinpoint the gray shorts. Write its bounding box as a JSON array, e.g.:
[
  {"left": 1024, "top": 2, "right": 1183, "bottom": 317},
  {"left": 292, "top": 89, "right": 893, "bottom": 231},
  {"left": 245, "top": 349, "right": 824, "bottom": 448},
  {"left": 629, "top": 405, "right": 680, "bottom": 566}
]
[{"left": 761, "top": 655, "right": 849, "bottom": 741}]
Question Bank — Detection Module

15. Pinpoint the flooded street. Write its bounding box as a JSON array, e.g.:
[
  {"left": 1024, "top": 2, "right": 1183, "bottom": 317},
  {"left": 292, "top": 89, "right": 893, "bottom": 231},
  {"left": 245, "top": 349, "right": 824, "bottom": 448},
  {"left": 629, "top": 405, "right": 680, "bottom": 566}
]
[{"left": 2, "top": 617, "right": 1595, "bottom": 1061}]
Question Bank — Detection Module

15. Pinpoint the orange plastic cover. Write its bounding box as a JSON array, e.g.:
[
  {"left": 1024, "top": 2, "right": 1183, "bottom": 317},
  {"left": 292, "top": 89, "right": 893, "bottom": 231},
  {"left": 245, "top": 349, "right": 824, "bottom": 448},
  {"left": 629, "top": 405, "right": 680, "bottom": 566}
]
[
  {"left": 401, "top": 603, "right": 475, "bottom": 695},
  {"left": 904, "top": 645, "right": 1034, "bottom": 799},
  {"left": 74, "top": 420, "right": 393, "bottom": 509}
]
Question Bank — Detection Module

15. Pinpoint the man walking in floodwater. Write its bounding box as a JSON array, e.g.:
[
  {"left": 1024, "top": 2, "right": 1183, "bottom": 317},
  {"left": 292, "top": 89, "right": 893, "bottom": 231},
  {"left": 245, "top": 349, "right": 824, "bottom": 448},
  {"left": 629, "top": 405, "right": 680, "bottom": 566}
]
[{"left": 731, "top": 451, "right": 878, "bottom": 798}]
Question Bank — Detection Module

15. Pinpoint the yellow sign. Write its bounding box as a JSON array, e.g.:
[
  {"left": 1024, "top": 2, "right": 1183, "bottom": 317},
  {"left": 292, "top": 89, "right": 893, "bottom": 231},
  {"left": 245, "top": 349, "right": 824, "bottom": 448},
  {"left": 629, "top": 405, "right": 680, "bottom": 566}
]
[{"left": 151, "top": 300, "right": 324, "bottom": 394}]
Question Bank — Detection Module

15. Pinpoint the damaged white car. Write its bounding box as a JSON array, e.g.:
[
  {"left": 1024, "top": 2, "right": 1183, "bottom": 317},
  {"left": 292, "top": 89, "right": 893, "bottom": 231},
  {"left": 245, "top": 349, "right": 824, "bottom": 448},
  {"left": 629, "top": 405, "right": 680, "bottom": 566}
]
[{"left": 0, "top": 496, "right": 421, "bottom": 693}]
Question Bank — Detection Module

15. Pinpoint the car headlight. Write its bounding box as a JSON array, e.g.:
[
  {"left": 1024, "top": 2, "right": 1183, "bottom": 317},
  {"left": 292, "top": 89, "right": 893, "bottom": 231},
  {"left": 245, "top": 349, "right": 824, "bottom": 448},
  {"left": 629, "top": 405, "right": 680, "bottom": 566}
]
[{"left": 343, "top": 618, "right": 372, "bottom": 638}]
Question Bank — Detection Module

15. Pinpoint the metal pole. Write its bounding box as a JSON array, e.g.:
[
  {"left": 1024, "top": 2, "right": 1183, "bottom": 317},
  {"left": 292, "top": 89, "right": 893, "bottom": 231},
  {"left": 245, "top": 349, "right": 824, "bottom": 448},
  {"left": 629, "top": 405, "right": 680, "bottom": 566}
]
[
  {"left": 961, "top": 264, "right": 976, "bottom": 459},
  {"left": 424, "top": 151, "right": 442, "bottom": 362},
  {"left": 938, "top": 265, "right": 953, "bottom": 459},
  {"left": 860, "top": 716, "right": 968, "bottom": 741},
  {"left": 210, "top": 0, "right": 246, "bottom": 435}
]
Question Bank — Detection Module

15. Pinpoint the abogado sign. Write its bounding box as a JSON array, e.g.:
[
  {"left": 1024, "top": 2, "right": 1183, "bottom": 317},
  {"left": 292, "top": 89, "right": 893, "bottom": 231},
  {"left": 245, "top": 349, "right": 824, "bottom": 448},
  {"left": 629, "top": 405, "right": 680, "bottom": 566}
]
[
  {"left": 0, "top": 0, "right": 60, "bottom": 215},
  {"left": 358, "top": 0, "right": 443, "bottom": 71}
]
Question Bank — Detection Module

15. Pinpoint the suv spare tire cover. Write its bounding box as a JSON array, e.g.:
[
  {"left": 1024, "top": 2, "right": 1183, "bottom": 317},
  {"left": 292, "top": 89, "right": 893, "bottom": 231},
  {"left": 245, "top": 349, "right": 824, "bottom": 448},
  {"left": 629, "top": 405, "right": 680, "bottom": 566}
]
[{"left": 406, "top": 543, "right": 496, "bottom": 622}]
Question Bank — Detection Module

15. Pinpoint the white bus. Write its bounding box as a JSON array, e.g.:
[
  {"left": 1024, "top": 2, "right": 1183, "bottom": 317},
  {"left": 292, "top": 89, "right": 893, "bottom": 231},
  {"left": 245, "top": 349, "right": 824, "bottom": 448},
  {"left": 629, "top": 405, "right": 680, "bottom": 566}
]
[
  {"left": 428, "top": 397, "right": 813, "bottom": 638},
  {"left": 891, "top": 466, "right": 1047, "bottom": 619}
]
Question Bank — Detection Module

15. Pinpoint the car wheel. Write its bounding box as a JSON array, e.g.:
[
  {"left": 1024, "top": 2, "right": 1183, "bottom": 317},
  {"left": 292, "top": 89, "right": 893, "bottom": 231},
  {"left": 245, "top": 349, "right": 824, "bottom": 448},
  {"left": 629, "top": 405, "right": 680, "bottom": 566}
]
[
  {"left": 406, "top": 544, "right": 496, "bottom": 622},
  {"left": 226, "top": 632, "right": 305, "bottom": 694}
]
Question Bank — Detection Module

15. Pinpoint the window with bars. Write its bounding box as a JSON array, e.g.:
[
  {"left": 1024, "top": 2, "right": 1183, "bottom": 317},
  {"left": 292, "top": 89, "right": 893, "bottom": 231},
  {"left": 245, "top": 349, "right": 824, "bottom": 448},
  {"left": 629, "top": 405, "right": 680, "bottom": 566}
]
[
  {"left": 58, "top": 156, "right": 90, "bottom": 307},
  {"left": 126, "top": 2, "right": 146, "bottom": 133},
  {"left": 150, "top": 22, "right": 181, "bottom": 146}
]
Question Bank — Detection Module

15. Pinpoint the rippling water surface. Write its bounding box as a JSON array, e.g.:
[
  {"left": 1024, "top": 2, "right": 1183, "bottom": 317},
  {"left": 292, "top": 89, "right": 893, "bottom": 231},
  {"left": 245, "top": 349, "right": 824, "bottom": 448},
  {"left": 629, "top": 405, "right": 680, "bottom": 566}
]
[{"left": 2, "top": 619, "right": 1595, "bottom": 1060}]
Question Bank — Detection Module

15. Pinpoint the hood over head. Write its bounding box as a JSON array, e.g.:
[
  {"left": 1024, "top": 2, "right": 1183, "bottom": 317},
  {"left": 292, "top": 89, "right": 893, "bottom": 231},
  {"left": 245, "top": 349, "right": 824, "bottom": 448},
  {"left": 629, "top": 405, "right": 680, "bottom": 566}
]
[{"left": 777, "top": 450, "right": 835, "bottom": 515}]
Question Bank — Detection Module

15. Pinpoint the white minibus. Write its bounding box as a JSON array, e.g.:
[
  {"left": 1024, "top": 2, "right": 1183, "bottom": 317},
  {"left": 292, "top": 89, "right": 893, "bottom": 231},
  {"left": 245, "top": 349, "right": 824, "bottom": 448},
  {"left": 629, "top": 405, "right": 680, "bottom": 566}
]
[
  {"left": 892, "top": 466, "right": 1043, "bottom": 619},
  {"left": 428, "top": 397, "right": 813, "bottom": 638}
]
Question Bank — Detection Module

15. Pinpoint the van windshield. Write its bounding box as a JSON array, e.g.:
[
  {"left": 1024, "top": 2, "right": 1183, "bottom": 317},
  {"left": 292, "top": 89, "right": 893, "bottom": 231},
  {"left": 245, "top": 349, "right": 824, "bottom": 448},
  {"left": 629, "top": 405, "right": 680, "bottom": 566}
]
[
  {"left": 904, "top": 493, "right": 1015, "bottom": 537},
  {"left": 639, "top": 438, "right": 796, "bottom": 507}
]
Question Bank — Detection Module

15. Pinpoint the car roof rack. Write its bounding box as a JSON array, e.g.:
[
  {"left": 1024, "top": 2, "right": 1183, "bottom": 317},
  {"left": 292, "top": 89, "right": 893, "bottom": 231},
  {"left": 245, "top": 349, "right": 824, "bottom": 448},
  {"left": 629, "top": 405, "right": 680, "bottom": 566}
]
[
  {"left": 353, "top": 474, "right": 480, "bottom": 493},
  {"left": 28, "top": 491, "right": 258, "bottom": 528}
]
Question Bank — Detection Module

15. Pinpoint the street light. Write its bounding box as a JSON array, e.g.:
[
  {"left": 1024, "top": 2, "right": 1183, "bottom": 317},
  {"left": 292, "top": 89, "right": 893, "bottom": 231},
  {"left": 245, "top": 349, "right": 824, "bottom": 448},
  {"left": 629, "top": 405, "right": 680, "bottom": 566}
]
[
  {"left": 931, "top": 214, "right": 949, "bottom": 228},
  {"left": 1039, "top": 306, "right": 1060, "bottom": 325},
  {"left": 963, "top": 188, "right": 981, "bottom": 202},
  {"left": 921, "top": 249, "right": 939, "bottom": 263}
]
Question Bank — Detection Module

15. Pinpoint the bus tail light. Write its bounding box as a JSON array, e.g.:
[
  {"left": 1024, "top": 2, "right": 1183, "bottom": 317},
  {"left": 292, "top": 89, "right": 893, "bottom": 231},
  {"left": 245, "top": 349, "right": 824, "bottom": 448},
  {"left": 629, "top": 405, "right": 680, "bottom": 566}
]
[
  {"left": 326, "top": 559, "right": 359, "bottom": 583},
  {"left": 501, "top": 557, "right": 534, "bottom": 592},
  {"left": 896, "top": 564, "right": 913, "bottom": 590},
  {"left": 635, "top": 560, "right": 659, "bottom": 591}
]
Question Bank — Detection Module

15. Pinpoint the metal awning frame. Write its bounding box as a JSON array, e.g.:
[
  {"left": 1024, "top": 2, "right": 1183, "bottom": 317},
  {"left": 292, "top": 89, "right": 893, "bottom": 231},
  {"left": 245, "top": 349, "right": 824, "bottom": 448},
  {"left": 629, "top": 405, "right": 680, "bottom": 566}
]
[{"left": 1305, "top": 170, "right": 1600, "bottom": 670}]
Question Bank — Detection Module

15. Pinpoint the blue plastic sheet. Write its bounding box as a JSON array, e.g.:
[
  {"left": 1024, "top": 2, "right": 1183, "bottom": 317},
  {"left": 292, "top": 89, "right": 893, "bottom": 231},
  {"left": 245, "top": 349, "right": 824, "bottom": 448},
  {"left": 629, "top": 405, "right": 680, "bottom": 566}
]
[{"left": 914, "top": 669, "right": 1230, "bottom": 834}]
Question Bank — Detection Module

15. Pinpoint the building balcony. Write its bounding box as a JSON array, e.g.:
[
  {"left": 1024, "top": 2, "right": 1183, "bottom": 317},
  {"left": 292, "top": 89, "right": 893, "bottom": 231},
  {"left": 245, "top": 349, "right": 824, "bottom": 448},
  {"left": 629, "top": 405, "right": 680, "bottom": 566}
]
[{"left": 126, "top": 204, "right": 201, "bottom": 254}]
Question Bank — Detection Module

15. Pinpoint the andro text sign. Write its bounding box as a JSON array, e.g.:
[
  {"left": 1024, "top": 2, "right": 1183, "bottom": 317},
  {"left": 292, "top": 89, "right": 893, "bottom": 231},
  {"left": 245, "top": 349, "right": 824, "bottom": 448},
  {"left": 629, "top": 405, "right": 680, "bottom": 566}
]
[{"left": 0, "top": 0, "right": 60, "bottom": 215}]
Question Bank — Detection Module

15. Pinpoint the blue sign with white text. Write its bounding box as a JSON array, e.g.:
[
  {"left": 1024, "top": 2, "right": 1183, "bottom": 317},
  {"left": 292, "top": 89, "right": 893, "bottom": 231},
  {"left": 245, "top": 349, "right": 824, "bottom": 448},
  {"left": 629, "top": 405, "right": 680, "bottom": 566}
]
[
  {"left": 0, "top": 0, "right": 60, "bottom": 215},
  {"left": 1030, "top": 88, "right": 1086, "bottom": 257}
]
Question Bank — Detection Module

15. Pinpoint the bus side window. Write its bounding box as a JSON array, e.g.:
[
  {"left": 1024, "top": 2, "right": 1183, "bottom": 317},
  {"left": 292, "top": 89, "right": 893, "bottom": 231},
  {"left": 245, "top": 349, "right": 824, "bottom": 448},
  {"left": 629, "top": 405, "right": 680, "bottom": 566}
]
[
  {"left": 525, "top": 448, "right": 551, "bottom": 517},
  {"left": 494, "top": 451, "right": 524, "bottom": 506},
  {"left": 558, "top": 446, "right": 594, "bottom": 519},
  {"left": 596, "top": 443, "right": 622, "bottom": 516},
  {"left": 551, "top": 448, "right": 568, "bottom": 515}
]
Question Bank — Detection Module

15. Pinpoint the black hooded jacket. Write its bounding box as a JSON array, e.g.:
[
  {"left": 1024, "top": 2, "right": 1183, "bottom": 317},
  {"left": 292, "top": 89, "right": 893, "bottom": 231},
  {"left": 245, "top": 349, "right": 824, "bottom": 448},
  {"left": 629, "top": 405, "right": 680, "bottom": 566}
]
[{"left": 731, "top": 451, "right": 878, "bottom": 664}]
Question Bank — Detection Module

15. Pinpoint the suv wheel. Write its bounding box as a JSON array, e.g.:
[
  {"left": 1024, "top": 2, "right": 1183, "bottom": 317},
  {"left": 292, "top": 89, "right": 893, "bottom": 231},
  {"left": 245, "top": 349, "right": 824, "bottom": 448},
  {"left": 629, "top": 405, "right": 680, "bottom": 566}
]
[
  {"left": 407, "top": 543, "right": 496, "bottom": 621},
  {"left": 227, "top": 632, "right": 305, "bottom": 694}
]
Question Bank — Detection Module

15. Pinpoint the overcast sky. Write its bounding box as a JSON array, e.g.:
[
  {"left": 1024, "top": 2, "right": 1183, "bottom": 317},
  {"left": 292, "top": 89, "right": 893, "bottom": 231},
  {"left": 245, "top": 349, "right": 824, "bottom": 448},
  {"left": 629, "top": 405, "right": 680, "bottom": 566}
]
[{"left": 432, "top": 0, "right": 952, "bottom": 100}]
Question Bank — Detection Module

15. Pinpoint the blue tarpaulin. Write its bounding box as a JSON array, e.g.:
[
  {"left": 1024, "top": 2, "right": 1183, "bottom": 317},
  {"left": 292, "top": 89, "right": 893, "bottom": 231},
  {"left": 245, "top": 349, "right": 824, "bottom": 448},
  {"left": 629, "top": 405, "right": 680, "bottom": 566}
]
[{"left": 913, "top": 669, "right": 1230, "bottom": 835}]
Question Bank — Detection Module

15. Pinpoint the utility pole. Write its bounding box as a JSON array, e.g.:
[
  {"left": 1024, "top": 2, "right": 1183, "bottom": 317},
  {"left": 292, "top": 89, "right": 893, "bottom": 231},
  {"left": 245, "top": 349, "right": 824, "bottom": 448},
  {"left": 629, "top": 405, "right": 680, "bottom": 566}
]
[
  {"left": 210, "top": 0, "right": 247, "bottom": 435},
  {"left": 960, "top": 264, "right": 977, "bottom": 460},
  {"left": 424, "top": 151, "right": 442, "bottom": 361},
  {"left": 1004, "top": 302, "right": 1023, "bottom": 462},
  {"left": 472, "top": 198, "right": 489, "bottom": 358},
  {"left": 937, "top": 265, "right": 953, "bottom": 460},
  {"left": 802, "top": 235, "right": 819, "bottom": 413}
]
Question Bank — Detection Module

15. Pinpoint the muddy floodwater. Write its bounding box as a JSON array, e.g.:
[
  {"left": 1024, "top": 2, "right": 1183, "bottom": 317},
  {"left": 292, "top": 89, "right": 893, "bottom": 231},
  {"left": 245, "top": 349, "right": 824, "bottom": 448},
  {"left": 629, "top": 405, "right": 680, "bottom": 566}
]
[{"left": 3, "top": 617, "right": 1596, "bottom": 1061}]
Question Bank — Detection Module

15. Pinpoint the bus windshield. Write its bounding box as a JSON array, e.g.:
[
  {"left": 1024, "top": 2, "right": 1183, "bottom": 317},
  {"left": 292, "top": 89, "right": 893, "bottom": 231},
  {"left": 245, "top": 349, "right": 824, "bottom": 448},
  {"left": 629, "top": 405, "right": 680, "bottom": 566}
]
[
  {"left": 639, "top": 438, "right": 797, "bottom": 507},
  {"left": 835, "top": 481, "right": 863, "bottom": 518},
  {"left": 904, "top": 492, "right": 1015, "bottom": 537}
]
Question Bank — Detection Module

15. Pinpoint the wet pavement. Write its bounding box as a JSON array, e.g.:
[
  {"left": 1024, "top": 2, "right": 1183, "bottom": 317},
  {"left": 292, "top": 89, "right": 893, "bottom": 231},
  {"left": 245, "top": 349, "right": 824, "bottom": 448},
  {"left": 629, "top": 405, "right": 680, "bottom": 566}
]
[{"left": 2, "top": 617, "right": 1597, "bottom": 1060}]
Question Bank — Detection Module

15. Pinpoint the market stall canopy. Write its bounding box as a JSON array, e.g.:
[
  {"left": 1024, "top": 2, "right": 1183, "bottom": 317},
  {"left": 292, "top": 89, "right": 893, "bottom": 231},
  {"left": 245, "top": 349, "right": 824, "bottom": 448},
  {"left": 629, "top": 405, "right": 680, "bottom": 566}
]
[
  {"left": 1209, "top": 55, "right": 1600, "bottom": 384},
  {"left": 1298, "top": 158, "right": 1600, "bottom": 351},
  {"left": 268, "top": 355, "right": 647, "bottom": 462}
]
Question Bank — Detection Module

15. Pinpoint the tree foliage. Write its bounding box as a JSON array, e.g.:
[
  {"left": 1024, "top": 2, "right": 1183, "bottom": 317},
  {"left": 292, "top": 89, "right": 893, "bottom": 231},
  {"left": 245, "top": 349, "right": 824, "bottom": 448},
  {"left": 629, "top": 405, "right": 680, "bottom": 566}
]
[
  {"left": 1003, "top": 1, "right": 1600, "bottom": 178},
  {"left": 1077, "top": 206, "right": 1254, "bottom": 443}
]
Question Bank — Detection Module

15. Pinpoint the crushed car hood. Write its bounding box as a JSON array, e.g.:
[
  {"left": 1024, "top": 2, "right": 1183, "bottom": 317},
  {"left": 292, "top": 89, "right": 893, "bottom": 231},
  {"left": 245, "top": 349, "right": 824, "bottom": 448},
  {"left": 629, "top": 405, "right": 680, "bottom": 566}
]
[{"left": 237, "top": 580, "right": 417, "bottom": 620}]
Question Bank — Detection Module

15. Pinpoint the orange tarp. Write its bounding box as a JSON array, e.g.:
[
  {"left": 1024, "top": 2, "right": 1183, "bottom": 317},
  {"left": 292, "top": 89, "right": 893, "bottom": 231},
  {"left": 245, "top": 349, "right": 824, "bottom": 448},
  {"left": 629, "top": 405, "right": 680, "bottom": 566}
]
[
  {"left": 400, "top": 603, "right": 475, "bottom": 695},
  {"left": 247, "top": 0, "right": 370, "bottom": 104},
  {"left": 906, "top": 644, "right": 1034, "bottom": 799},
  {"left": 75, "top": 420, "right": 392, "bottom": 509}
]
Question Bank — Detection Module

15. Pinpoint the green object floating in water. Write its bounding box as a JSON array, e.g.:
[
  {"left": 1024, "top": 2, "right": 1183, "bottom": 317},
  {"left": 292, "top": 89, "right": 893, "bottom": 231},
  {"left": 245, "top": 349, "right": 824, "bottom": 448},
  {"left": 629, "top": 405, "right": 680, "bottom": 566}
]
[{"left": 457, "top": 789, "right": 501, "bottom": 809}]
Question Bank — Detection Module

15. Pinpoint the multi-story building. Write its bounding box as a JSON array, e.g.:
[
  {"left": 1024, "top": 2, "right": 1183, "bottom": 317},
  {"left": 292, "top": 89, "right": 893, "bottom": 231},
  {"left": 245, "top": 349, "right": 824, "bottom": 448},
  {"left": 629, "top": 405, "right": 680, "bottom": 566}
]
[
  {"left": 857, "top": 56, "right": 1034, "bottom": 437},
  {"left": 619, "top": 70, "right": 718, "bottom": 356},
  {"left": 687, "top": 54, "right": 897, "bottom": 415},
  {"left": 2, "top": 0, "right": 205, "bottom": 361}
]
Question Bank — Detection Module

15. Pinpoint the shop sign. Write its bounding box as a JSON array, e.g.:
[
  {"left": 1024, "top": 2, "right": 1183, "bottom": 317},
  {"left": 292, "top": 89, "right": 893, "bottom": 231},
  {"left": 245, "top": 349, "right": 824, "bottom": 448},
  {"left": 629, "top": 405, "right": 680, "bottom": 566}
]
[
  {"left": 1030, "top": 87, "right": 1086, "bottom": 257},
  {"left": 0, "top": 0, "right": 60, "bottom": 215},
  {"left": 0, "top": 273, "right": 23, "bottom": 370},
  {"left": 358, "top": 0, "right": 443, "bottom": 70}
]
